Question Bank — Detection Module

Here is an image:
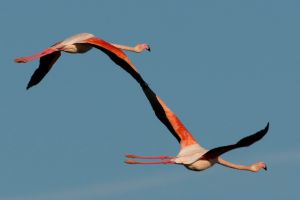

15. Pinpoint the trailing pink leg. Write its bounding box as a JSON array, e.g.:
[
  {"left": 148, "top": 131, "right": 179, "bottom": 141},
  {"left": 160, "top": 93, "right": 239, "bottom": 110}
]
[
  {"left": 125, "top": 160, "right": 175, "bottom": 164},
  {"left": 126, "top": 154, "right": 174, "bottom": 159},
  {"left": 15, "top": 48, "right": 56, "bottom": 63}
]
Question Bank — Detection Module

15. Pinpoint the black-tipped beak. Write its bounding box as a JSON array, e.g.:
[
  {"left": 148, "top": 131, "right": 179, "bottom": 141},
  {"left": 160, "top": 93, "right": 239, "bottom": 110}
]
[
  {"left": 263, "top": 165, "right": 267, "bottom": 171},
  {"left": 147, "top": 46, "right": 151, "bottom": 52}
]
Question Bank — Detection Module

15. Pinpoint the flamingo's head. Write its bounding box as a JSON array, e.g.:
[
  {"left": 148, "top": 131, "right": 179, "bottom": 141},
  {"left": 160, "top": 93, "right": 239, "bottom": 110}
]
[
  {"left": 135, "top": 43, "right": 151, "bottom": 53},
  {"left": 250, "top": 162, "right": 267, "bottom": 172}
]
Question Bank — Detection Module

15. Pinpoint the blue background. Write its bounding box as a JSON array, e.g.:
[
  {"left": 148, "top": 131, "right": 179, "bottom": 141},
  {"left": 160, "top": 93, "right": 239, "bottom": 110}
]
[{"left": 1, "top": 0, "right": 299, "bottom": 199}]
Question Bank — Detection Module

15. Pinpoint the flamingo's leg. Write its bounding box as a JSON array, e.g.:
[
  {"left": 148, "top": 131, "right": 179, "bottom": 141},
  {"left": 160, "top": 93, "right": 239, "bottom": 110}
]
[
  {"left": 125, "top": 160, "right": 175, "bottom": 165},
  {"left": 126, "top": 154, "right": 175, "bottom": 160},
  {"left": 15, "top": 48, "right": 56, "bottom": 63}
]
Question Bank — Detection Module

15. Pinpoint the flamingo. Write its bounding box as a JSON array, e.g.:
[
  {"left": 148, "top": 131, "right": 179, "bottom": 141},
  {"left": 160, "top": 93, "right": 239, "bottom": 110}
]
[
  {"left": 124, "top": 83, "right": 269, "bottom": 172},
  {"left": 125, "top": 83, "right": 269, "bottom": 172},
  {"left": 15, "top": 33, "right": 150, "bottom": 89}
]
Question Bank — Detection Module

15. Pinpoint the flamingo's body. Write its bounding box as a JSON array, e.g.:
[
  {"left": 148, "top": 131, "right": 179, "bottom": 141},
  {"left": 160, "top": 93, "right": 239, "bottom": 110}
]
[
  {"left": 175, "top": 144, "right": 212, "bottom": 171},
  {"left": 15, "top": 33, "right": 150, "bottom": 89}
]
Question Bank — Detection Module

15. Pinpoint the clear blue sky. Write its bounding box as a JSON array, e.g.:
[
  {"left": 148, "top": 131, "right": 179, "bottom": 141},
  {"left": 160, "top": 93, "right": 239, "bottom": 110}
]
[{"left": 1, "top": 0, "right": 299, "bottom": 199}]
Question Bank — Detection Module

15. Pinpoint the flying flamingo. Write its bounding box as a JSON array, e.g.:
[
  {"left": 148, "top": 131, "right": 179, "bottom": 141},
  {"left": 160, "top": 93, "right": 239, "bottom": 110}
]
[
  {"left": 15, "top": 33, "right": 269, "bottom": 172},
  {"left": 15, "top": 33, "right": 150, "bottom": 89},
  {"left": 125, "top": 83, "right": 269, "bottom": 172}
]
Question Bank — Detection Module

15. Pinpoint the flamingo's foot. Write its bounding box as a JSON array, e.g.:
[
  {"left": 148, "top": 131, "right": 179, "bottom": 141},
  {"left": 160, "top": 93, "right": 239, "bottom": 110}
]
[
  {"left": 125, "top": 160, "right": 139, "bottom": 164},
  {"left": 15, "top": 57, "right": 28, "bottom": 63}
]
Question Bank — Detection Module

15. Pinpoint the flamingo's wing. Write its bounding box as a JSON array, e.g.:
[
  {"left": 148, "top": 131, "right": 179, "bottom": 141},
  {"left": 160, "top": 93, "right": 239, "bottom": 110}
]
[
  {"left": 202, "top": 123, "right": 269, "bottom": 159},
  {"left": 85, "top": 37, "right": 197, "bottom": 147},
  {"left": 83, "top": 37, "right": 146, "bottom": 86},
  {"left": 141, "top": 84, "right": 198, "bottom": 147},
  {"left": 27, "top": 51, "right": 61, "bottom": 90}
]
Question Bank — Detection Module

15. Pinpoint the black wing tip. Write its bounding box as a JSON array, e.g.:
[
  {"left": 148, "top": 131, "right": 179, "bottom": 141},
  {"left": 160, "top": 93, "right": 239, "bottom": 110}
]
[
  {"left": 26, "top": 82, "right": 34, "bottom": 90},
  {"left": 264, "top": 122, "right": 270, "bottom": 132},
  {"left": 257, "top": 122, "right": 269, "bottom": 139}
]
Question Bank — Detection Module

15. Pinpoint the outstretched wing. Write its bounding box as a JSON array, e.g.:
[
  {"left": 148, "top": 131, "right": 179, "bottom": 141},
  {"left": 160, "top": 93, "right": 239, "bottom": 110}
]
[
  {"left": 84, "top": 37, "right": 146, "bottom": 86},
  {"left": 27, "top": 51, "right": 61, "bottom": 89},
  {"left": 86, "top": 36, "right": 198, "bottom": 147},
  {"left": 202, "top": 123, "right": 269, "bottom": 159},
  {"left": 141, "top": 84, "right": 198, "bottom": 147}
]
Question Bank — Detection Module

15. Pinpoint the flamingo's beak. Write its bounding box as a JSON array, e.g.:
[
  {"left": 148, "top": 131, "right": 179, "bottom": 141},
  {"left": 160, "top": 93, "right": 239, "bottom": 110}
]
[
  {"left": 147, "top": 46, "right": 151, "bottom": 52},
  {"left": 263, "top": 165, "right": 267, "bottom": 171}
]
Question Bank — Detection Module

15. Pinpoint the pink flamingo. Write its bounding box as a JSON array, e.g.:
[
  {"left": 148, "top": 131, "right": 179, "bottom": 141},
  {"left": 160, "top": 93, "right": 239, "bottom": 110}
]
[
  {"left": 125, "top": 83, "right": 269, "bottom": 172},
  {"left": 15, "top": 33, "right": 150, "bottom": 89}
]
